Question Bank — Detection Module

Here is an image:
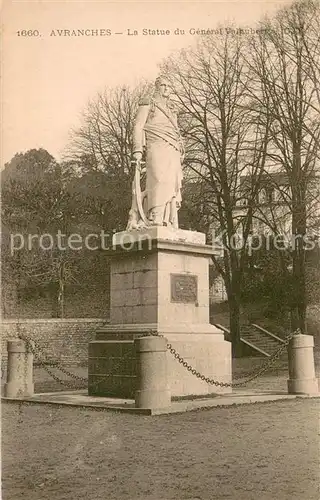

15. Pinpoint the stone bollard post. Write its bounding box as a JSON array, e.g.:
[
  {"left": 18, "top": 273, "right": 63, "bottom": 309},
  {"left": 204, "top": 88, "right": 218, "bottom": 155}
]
[
  {"left": 4, "top": 339, "right": 34, "bottom": 398},
  {"left": 134, "top": 336, "right": 171, "bottom": 409},
  {"left": 287, "top": 334, "right": 318, "bottom": 395}
]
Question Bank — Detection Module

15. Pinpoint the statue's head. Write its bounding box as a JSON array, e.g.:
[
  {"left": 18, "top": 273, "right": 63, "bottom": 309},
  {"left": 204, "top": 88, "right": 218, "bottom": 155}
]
[{"left": 154, "top": 76, "right": 171, "bottom": 98}]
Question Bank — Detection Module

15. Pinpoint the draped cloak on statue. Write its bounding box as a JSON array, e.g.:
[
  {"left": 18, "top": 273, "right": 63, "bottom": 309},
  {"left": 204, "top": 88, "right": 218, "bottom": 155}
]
[{"left": 132, "top": 96, "right": 183, "bottom": 227}]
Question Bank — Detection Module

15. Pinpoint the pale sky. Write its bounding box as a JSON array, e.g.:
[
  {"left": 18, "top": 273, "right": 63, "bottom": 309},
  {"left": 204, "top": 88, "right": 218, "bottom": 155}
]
[{"left": 1, "top": 0, "right": 290, "bottom": 165}]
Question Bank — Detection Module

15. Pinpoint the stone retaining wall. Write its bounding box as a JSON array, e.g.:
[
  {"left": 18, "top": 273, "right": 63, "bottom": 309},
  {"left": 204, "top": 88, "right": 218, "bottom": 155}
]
[{"left": 1, "top": 318, "right": 107, "bottom": 368}]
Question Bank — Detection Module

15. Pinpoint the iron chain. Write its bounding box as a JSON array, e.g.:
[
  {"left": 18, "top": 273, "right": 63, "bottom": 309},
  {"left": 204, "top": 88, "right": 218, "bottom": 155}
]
[
  {"left": 18, "top": 334, "right": 134, "bottom": 391},
  {"left": 18, "top": 335, "right": 87, "bottom": 389},
  {"left": 150, "top": 328, "right": 299, "bottom": 388},
  {"left": 18, "top": 328, "right": 299, "bottom": 391}
]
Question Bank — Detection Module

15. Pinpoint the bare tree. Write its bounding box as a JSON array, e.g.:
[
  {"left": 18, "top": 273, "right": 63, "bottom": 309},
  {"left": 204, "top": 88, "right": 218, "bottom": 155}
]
[
  {"left": 246, "top": 0, "right": 320, "bottom": 332},
  {"left": 68, "top": 83, "right": 151, "bottom": 176},
  {"left": 163, "top": 31, "right": 270, "bottom": 354},
  {"left": 66, "top": 83, "right": 154, "bottom": 231}
]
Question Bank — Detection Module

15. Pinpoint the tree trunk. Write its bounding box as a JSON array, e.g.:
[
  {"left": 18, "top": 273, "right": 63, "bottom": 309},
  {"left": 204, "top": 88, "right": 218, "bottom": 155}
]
[
  {"left": 291, "top": 179, "right": 307, "bottom": 334},
  {"left": 229, "top": 293, "right": 242, "bottom": 357},
  {"left": 291, "top": 243, "right": 306, "bottom": 333},
  {"left": 51, "top": 282, "right": 60, "bottom": 318},
  {"left": 57, "top": 262, "right": 65, "bottom": 318},
  {"left": 51, "top": 262, "right": 66, "bottom": 318}
]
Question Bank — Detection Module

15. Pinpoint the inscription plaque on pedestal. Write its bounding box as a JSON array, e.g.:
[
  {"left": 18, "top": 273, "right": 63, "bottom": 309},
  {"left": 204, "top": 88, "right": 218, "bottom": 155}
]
[{"left": 171, "top": 274, "right": 198, "bottom": 303}]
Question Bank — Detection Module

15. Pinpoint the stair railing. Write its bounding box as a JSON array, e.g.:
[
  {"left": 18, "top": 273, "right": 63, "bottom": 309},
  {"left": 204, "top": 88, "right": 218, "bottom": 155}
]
[{"left": 251, "top": 324, "right": 286, "bottom": 344}]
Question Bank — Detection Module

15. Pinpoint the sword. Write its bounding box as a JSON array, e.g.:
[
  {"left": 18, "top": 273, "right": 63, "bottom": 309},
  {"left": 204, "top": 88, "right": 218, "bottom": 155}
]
[{"left": 131, "top": 158, "right": 149, "bottom": 227}]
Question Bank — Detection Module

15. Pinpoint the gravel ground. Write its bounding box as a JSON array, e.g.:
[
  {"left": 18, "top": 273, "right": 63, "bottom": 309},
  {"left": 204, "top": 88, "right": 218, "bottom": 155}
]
[{"left": 2, "top": 398, "right": 319, "bottom": 500}]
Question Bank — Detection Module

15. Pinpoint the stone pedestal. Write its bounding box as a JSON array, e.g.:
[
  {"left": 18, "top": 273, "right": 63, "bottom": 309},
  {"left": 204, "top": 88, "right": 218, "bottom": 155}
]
[{"left": 88, "top": 227, "right": 232, "bottom": 398}]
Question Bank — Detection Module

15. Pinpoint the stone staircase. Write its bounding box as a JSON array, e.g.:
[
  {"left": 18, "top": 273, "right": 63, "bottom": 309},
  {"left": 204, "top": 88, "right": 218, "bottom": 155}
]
[
  {"left": 240, "top": 324, "right": 285, "bottom": 357},
  {"left": 213, "top": 322, "right": 286, "bottom": 357}
]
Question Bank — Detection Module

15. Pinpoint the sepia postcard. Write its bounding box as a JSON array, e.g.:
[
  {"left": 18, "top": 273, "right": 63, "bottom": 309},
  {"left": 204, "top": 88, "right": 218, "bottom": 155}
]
[{"left": 1, "top": 0, "right": 319, "bottom": 499}]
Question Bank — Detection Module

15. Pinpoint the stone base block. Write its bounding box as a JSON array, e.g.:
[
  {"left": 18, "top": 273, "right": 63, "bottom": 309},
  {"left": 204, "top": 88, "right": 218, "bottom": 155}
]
[
  {"left": 109, "top": 230, "right": 216, "bottom": 327},
  {"left": 166, "top": 333, "right": 232, "bottom": 396},
  {"left": 88, "top": 341, "right": 136, "bottom": 397},
  {"left": 88, "top": 324, "right": 232, "bottom": 398},
  {"left": 113, "top": 226, "right": 206, "bottom": 246}
]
